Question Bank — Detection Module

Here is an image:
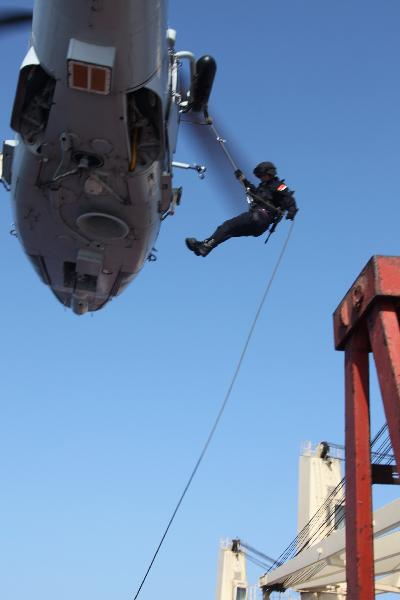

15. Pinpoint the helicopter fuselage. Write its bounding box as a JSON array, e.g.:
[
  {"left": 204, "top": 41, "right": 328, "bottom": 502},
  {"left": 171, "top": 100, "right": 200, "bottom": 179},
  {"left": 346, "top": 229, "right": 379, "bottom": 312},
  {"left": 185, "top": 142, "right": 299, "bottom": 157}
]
[{"left": 5, "top": 0, "right": 181, "bottom": 314}]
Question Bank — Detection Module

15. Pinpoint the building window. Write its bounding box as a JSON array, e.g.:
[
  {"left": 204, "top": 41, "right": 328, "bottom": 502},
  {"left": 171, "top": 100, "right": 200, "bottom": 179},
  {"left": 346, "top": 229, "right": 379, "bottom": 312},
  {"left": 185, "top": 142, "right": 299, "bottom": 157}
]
[{"left": 235, "top": 586, "right": 247, "bottom": 600}]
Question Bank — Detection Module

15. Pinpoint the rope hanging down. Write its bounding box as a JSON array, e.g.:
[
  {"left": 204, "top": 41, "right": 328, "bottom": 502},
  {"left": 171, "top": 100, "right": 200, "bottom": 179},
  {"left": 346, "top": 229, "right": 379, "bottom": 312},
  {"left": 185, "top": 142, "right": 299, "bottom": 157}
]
[{"left": 132, "top": 221, "right": 295, "bottom": 600}]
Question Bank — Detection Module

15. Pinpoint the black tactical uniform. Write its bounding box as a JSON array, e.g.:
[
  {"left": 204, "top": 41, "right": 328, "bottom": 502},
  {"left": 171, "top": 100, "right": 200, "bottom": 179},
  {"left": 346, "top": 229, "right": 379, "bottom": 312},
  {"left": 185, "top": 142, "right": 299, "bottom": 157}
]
[{"left": 186, "top": 161, "right": 298, "bottom": 257}]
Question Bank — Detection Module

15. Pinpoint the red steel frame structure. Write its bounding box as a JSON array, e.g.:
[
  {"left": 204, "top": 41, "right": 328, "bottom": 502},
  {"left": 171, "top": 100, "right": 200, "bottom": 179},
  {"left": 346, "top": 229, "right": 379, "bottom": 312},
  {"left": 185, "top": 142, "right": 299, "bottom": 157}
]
[{"left": 333, "top": 255, "right": 400, "bottom": 600}]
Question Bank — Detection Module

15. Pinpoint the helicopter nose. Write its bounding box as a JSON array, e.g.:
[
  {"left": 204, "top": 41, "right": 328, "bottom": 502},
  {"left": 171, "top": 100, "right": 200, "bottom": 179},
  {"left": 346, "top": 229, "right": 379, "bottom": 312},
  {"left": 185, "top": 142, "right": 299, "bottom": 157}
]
[{"left": 72, "top": 295, "right": 89, "bottom": 315}]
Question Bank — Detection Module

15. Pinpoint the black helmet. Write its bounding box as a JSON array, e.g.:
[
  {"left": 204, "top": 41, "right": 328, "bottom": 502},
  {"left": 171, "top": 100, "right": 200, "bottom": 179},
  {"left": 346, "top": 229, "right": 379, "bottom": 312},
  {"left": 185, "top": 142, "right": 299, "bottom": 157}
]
[{"left": 253, "top": 161, "right": 277, "bottom": 177}]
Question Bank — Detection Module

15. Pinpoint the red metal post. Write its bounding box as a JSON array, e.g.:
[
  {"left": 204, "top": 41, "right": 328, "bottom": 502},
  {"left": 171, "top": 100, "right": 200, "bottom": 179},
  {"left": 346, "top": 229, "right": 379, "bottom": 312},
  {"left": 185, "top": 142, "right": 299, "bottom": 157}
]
[
  {"left": 344, "top": 328, "right": 375, "bottom": 600},
  {"left": 333, "top": 256, "right": 400, "bottom": 600},
  {"left": 367, "top": 302, "right": 400, "bottom": 469}
]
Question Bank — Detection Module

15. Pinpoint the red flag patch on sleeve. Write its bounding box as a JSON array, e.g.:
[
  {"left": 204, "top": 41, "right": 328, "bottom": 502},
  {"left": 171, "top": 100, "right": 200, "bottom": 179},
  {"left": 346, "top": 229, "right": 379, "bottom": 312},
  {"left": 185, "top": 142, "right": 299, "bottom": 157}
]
[{"left": 277, "top": 183, "right": 288, "bottom": 192}]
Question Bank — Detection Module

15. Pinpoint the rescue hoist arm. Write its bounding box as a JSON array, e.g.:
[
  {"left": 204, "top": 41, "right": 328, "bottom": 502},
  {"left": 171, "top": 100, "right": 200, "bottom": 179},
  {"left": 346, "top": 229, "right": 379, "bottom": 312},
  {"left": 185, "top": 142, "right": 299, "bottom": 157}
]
[{"left": 172, "top": 160, "right": 206, "bottom": 178}]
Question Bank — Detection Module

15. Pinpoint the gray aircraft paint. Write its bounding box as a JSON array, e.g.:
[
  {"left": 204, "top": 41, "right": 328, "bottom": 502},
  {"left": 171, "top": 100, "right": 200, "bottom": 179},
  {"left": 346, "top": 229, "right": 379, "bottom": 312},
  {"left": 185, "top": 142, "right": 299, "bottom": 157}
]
[{"left": 7, "top": 0, "right": 182, "bottom": 314}]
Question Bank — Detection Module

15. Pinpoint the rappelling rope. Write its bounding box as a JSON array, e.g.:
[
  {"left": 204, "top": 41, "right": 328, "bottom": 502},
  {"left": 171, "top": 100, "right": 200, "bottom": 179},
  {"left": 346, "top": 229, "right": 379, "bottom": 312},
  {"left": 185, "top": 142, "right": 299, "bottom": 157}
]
[
  {"left": 132, "top": 220, "right": 295, "bottom": 600},
  {"left": 206, "top": 118, "right": 240, "bottom": 172},
  {"left": 181, "top": 112, "right": 241, "bottom": 173}
]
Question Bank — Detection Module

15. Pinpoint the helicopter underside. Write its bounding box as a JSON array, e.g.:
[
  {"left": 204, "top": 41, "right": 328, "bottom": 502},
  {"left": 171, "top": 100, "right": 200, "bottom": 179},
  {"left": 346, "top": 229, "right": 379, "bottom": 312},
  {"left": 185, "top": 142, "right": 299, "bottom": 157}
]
[
  {"left": 6, "top": 0, "right": 176, "bottom": 314},
  {"left": 3, "top": 0, "right": 217, "bottom": 314},
  {"left": 10, "top": 76, "right": 169, "bottom": 314},
  {"left": 13, "top": 145, "right": 164, "bottom": 314}
]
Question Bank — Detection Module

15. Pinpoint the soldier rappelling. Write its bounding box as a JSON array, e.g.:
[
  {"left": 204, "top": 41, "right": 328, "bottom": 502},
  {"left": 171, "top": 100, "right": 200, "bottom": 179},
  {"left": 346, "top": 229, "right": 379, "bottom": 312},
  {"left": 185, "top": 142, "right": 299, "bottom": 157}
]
[{"left": 185, "top": 161, "right": 298, "bottom": 257}]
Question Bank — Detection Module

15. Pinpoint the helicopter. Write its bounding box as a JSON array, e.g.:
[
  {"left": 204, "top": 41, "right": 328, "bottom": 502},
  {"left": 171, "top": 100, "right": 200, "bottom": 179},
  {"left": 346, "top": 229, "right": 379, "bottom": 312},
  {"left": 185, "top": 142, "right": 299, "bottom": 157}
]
[{"left": 0, "top": 1, "right": 217, "bottom": 315}]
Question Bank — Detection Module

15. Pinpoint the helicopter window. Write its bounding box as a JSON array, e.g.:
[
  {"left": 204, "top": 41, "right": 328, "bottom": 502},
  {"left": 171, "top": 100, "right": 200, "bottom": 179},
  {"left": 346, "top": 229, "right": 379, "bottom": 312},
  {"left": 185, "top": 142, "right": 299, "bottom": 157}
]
[
  {"left": 63, "top": 262, "right": 98, "bottom": 292},
  {"left": 11, "top": 64, "right": 56, "bottom": 145},
  {"left": 64, "top": 262, "right": 77, "bottom": 287},
  {"left": 68, "top": 61, "right": 111, "bottom": 95}
]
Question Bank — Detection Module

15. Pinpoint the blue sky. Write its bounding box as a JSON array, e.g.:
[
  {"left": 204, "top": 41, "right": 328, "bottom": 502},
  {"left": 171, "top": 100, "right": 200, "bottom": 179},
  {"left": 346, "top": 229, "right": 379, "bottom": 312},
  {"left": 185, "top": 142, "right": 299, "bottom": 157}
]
[{"left": 0, "top": 1, "right": 399, "bottom": 599}]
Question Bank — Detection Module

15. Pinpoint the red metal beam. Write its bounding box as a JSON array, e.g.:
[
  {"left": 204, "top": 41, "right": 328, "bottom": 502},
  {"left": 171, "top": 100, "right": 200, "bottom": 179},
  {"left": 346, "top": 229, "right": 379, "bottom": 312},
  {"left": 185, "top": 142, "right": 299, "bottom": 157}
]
[
  {"left": 367, "top": 302, "right": 400, "bottom": 470},
  {"left": 334, "top": 256, "right": 400, "bottom": 350},
  {"left": 344, "top": 328, "right": 375, "bottom": 600},
  {"left": 333, "top": 256, "right": 400, "bottom": 600}
]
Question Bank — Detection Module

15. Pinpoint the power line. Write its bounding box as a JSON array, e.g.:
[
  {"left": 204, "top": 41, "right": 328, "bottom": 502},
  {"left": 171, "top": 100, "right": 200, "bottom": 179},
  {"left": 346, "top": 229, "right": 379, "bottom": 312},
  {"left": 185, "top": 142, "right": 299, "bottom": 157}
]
[
  {"left": 263, "top": 424, "right": 392, "bottom": 590},
  {"left": 240, "top": 541, "right": 278, "bottom": 567}
]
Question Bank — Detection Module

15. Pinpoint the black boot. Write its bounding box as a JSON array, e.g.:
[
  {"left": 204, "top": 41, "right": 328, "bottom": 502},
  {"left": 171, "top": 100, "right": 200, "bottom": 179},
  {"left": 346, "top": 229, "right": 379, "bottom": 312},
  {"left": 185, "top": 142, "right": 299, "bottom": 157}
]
[{"left": 185, "top": 237, "right": 217, "bottom": 257}]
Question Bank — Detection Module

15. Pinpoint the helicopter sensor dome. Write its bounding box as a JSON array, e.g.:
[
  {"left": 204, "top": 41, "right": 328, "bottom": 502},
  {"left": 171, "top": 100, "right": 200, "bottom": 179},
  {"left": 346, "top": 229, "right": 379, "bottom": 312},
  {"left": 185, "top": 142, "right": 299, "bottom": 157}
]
[{"left": 76, "top": 212, "right": 130, "bottom": 241}]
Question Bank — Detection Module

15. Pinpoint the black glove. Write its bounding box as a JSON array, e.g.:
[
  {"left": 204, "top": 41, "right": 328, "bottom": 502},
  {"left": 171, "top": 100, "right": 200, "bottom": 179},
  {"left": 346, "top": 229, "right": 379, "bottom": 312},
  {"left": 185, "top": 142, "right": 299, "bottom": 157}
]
[
  {"left": 286, "top": 208, "right": 298, "bottom": 221},
  {"left": 235, "top": 170, "right": 253, "bottom": 190}
]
